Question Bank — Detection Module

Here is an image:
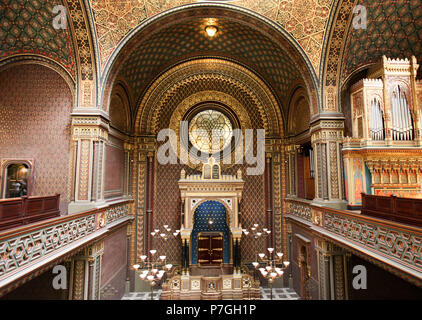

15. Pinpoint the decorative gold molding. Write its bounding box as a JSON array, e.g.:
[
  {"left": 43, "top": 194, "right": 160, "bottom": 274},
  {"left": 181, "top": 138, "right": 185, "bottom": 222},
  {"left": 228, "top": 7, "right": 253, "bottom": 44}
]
[
  {"left": 168, "top": 90, "right": 252, "bottom": 170},
  {"left": 135, "top": 58, "right": 282, "bottom": 136}
]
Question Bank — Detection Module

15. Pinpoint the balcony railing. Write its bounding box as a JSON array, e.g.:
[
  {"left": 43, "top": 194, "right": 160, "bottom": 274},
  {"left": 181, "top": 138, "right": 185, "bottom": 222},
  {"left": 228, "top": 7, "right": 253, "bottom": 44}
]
[
  {"left": 285, "top": 198, "right": 422, "bottom": 281},
  {"left": 0, "top": 199, "right": 133, "bottom": 296},
  {"left": 0, "top": 194, "right": 61, "bottom": 231},
  {"left": 361, "top": 193, "right": 422, "bottom": 227}
]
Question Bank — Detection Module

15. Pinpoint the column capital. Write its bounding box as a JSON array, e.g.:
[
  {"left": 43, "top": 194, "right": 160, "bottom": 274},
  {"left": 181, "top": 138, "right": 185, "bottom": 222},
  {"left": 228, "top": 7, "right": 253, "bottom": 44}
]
[
  {"left": 310, "top": 119, "right": 344, "bottom": 143},
  {"left": 123, "top": 142, "right": 134, "bottom": 152},
  {"left": 314, "top": 237, "right": 345, "bottom": 255},
  {"left": 83, "top": 240, "right": 105, "bottom": 259},
  {"left": 71, "top": 115, "right": 110, "bottom": 142}
]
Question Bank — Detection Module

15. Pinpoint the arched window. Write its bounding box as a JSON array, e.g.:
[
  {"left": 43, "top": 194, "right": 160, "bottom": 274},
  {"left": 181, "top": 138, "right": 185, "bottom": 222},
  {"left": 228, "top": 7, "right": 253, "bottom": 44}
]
[
  {"left": 212, "top": 165, "right": 219, "bottom": 179},
  {"left": 4, "top": 163, "right": 29, "bottom": 198},
  {"left": 369, "top": 98, "right": 385, "bottom": 140},
  {"left": 188, "top": 109, "right": 233, "bottom": 154},
  {"left": 391, "top": 86, "right": 413, "bottom": 141}
]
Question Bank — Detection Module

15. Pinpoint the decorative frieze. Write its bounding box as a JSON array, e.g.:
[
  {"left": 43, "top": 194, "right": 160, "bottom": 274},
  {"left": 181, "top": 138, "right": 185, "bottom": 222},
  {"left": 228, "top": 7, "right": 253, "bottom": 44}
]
[
  {"left": 0, "top": 213, "right": 97, "bottom": 277},
  {"left": 0, "top": 201, "right": 132, "bottom": 295},
  {"left": 106, "top": 203, "right": 130, "bottom": 224},
  {"left": 343, "top": 146, "right": 422, "bottom": 204},
  {"left": 286, "top": 199, "right": 312, "bottom": 222},
  {"left": 286, "top": 199, "right": 422, "bottom": 285},
  {"left": 322, "top": 210, "right": 422, "bottom": 271}
]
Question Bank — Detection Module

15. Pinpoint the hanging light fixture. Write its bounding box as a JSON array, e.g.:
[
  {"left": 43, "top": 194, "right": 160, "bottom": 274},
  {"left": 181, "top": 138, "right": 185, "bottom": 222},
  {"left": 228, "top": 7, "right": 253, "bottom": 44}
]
[
  {"left": 208, "top": 210, "right": 214, "bottom": 230},
  {"left": 205, "top": 25, "right": 218, "bottom": 37}
]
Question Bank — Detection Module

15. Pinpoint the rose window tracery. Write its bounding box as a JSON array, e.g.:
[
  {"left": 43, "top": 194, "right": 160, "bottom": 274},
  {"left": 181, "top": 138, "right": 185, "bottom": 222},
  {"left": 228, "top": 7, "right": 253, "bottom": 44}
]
[{"left": 188, "top": 110, "right": 233, "bottom": 153}]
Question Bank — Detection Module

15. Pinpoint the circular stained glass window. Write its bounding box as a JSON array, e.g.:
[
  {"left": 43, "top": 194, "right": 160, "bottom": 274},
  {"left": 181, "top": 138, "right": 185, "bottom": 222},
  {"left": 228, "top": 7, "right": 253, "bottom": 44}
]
[{"left": 188, "top": 110, "right": 233, "bottom": 153}]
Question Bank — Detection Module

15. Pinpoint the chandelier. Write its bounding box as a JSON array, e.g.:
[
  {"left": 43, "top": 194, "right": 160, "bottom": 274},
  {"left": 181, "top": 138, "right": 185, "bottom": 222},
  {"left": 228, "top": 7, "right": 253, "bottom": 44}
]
[
  {"left": 151, "top": 224, "right": 180, "bottom": 241},
  {"left": 252, "top": 247, "right": 290, "bottom": 300},
  {"left": 242, "top": 223, "right": 271, "bottom": 239},
  {"left": 133, "top": 249, "right": 174, "bottom": 300}
]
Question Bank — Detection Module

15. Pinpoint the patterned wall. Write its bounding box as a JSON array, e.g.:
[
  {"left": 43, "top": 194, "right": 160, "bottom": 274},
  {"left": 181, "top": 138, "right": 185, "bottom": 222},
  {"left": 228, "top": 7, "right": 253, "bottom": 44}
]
[
  {"left": 100, "top": 225, "right": 128, "bottom": 300},
  {"left": 191, "top": 201, "right": 230, "bottom": 265},
  {"left": 342, "top": 0, "right": 422, "bottom": 83},
  {"left": 119, "top": 17, "right": 301, "bottom": 110},
  {"left": 0, "top": 0, "right": 76, "bottom": 78},
  {"left": 90, "top": 0, "right": 335, "bottom": 74},
  {"left": 104, "top": 143, "right": 124, "bottom": 195},
  {"left": 150, "top": 72, "right": 267, "bottom": 263},
  {"left": 0, "top": 64, "right": 72, "bottom": 214},
  {"left": 153, "top": 162, "right": 266, "bottom": 264},
  {"left": 151, "top": 162, "right": 183, "bottom": 263}
]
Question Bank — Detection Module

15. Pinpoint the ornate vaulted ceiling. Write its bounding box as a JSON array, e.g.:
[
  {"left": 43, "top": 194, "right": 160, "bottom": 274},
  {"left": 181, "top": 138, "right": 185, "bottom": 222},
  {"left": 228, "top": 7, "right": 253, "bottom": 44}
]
[
  {"left": 2, "top": 0, "right": 422, "bottom": 116},
  {"left": 0, "top": 0, "right": 76, "bottom": 78},
  {"left": 90, "top": 0, "right": 335, "bottom": 74},
  {"left": 341, "top": 0, "right": 422, "bottom": 84},
  {"left": 117, "top": 16, "right": 302, "bottom": 115}
]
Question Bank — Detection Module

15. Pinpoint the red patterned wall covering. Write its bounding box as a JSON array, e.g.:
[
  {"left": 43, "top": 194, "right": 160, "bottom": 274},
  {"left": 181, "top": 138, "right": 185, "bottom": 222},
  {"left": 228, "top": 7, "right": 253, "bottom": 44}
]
[
  {"left": 152, "top": 82, "right": 267, "bottom": 263},
  {"left": 290, "top": 223, "right": 319, "bottom": 299},
  {"left": 100, "top": 225, "right": 128, "bottom": 300},
  {"left": 237, "top": 166, "right": 266, "bottom": 262},
  {"left": 297, "top": 153, "right": 305, "bottom": 198},
  {"left": 152, "top": 162, "right": 183, "bottom": 263},
  {"left": 152, "top": 162, "right": 266, "bottom": 264},
  {"left": 104, "top": 138, "right": 124, "bottom": 197},
  {"left": 0, "top": 64, "right": 72, "bottom": 214}
]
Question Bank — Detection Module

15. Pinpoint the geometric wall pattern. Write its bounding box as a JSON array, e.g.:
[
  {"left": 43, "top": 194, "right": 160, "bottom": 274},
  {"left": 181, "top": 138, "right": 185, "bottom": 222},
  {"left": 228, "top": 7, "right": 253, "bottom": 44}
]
[
  {"left": 152, "top": 162, "right": 184, "bottom": 263},
  {"left": 152, "top": 163, "right": 266, "bottom": 264},
  {"left": 0, "top": 0, "right": 76, "bottom": 78},
  {"left": 151, "top": 80, "right": 267, "bottom": 263},
  {"left": 0, "top": 64, "right": 73, "bottom": 214},
  {"left": 342, "top": 0, "right": 422, "bottom": 83},
  {"left": 90, "top": 0, "right": 335, "bottom": 74},
  {"left": 154, "top": 77, "right": 265, "bottom": 133},
  {"left": 119, "top": 17, "right": 301, "bottom": 108}
]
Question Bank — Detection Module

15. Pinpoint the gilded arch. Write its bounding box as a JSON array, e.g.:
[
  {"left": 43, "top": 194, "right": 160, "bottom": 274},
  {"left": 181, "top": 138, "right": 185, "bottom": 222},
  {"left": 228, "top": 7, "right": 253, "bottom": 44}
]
[
  {"left": 100, "top": 3, "right": 320, "bottom": 120},
  {"left": 191, "top": 198, "right": 232, "bottom": 228},
  {"left": 0, "top": 55, "right": 76, "bottom": 102},
  {"left": 64, "top": 0, "right": 98, "bottom": 108},
  {"left": 321, "top": 0, "right": 357, "bottom": 111},
  {"left": 135, "top": 58, "right": 282, "bottom": 137}
]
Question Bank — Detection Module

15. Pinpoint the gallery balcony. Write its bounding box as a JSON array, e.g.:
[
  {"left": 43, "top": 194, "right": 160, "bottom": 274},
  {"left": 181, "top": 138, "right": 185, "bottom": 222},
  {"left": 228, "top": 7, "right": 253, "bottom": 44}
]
[
  {"left": 285, "top": 197, "right": 422, "bottom": 287},
  {"left": 0, "top": 195, "right": 61, "bottom": 231},
  {"left": 0, "top": 198, "right": 133, "bottom": 298}
]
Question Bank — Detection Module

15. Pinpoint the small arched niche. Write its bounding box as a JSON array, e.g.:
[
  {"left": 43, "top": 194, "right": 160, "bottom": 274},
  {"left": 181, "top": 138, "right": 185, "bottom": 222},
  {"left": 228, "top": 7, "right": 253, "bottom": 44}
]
[{"left": 1, "top": 160, "right": 33, "bottom": 198}]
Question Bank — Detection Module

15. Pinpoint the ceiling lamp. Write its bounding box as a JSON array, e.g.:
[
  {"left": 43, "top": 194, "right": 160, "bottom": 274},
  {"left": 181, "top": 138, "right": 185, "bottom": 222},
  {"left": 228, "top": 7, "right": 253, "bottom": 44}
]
[{"left": 205, "top": 25, "right": 218, "bottom": 37}]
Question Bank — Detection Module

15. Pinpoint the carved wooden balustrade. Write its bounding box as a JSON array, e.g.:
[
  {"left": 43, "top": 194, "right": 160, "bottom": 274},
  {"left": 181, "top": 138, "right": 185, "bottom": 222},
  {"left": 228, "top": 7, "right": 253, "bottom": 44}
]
[
  {"left": 285, "top": 198, "right": 422, "bottom": 286},
  {"left": 0, "top": 194, "right": 61, "bottom": 231},
  {"left": 361, "top": 193, "right": 422, "bottom": 227},
  {"left": 0, "top": 199, "right": 133, "bottom": 297}
]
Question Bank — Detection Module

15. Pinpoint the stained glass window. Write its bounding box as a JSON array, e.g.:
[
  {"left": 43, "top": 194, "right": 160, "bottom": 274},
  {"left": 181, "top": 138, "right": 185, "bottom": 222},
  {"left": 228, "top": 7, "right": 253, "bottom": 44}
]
[{"left": 188, "top": 110, "right": 233, "bottom": 153}]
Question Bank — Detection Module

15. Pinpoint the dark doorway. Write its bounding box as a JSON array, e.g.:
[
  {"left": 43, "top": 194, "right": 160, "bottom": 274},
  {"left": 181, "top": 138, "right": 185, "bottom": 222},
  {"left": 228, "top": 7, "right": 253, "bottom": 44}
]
[{"left": 197, "top": 233, "right": 224, "bottom": 265}]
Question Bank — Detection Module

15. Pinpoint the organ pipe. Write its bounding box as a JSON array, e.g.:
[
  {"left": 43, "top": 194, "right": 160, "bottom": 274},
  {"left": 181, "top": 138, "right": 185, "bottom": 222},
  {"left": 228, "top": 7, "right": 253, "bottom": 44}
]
[
  {"left": 391, "top": 86, "right": 413, "bottom": 141},
  {"left": 369, "top": 99, "right": 384, "bottom": 140}
]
